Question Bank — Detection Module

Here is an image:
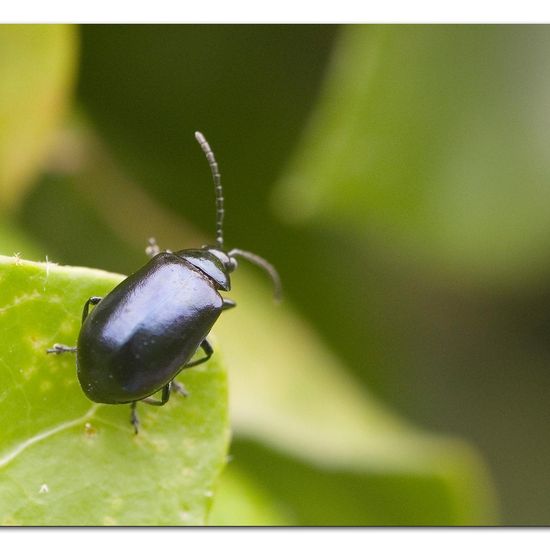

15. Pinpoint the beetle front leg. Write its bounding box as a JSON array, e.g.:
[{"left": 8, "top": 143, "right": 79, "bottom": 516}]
[
  {"left": 146, "top": 237, "right": 173, "bottom": 258},
  {"left": 222, "top": 298, "right": 236, "bottom": 311},
  {"left": 145, "top": 237, "right": 161, "bottom": 258},
  {"left": 183, "top": 338, "right": 213, "bottom": 369}
]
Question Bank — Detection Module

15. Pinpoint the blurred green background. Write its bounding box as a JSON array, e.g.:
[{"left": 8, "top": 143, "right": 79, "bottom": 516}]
[{"left": 4, "top": 23, "right": 550, "bottom": 525}]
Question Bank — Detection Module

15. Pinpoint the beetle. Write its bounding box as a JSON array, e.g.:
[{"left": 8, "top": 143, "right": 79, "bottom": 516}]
[{"left": 47, "top": 131, "right": 281, "bottom": 433}]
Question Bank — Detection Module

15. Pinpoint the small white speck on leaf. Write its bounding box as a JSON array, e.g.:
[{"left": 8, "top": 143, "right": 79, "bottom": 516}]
[
  {"left": 84, "top": 422, "right": 97, "bottom": 437},
  {"left": 39, "top": 484, "right": 49, "bottom": 494}
]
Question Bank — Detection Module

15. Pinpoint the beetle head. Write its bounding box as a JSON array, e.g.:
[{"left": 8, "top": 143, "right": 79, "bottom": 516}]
[
  {"left": 175, "top": 245, "right": 281, "bottom": 301},
  {"left": 205, "top": 247, "right": 238, "bottom": 273}
]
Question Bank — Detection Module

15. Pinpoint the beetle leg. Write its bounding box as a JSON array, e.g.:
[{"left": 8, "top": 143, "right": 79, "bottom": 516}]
[
  {"left": 222, "top": 298, "right": 236, "bottom": 311},
  {"left": 130, "top": 402, "right": 139, "bottom": 434},
  {"left": 183, "top": 338, "right": 213, "bottom": 369},
  {"left": 47, "top": 297, "right": 102, "bottom": 353},
  {"left": 82, "top": 296, "right": 103, "bottom": 324},
  {"left": 145, "top": 237, "right": 161, "bottom": 258},
  {"left": 46, "top": 343, "right": 77, "bottom": 354},
  {"left": 145, "top": 237, "right": 172, "bottom": 258},
  {"left": 131, "top": 384, "right": 172, "bottom": 434},
  {"left": 171, "top": 379, "right": 189, "bottom": 397},
  {"left": 141, "top": 383, "right": 171, "bottom": 406}
]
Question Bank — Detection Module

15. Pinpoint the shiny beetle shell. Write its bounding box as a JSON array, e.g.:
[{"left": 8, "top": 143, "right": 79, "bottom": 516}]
[{"left": 77, "top": 252, "right": 223, "bottom": 404}]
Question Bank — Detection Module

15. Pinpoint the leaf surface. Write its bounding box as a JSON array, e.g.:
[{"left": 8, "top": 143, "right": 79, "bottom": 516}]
[{"left": 0, "top": 256, "right": 229, "bottom": 525}]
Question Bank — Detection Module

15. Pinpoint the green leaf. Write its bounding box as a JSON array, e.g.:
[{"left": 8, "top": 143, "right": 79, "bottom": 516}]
[
  {"left": 0, "top": 255, "right": 229, "bottom": 526},
  {"left": 276, "top": 25, "right": 550, "bottom": 286},
  {"left": 0, "top": 24, "right": 78, "bottom": 208}
]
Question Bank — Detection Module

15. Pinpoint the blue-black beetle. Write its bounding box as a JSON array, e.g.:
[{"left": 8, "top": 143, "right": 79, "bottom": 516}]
[{"left": 48, "top": 132, "right": 281, "bottom": 433}]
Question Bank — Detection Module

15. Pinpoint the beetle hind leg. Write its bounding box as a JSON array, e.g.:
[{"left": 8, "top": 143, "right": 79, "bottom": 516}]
[
  {"left": 130, "top": 402, "right": 140, "bottom": 434},
  {"left": 131, "top": 383, "right": 173, "bottom": 434}
]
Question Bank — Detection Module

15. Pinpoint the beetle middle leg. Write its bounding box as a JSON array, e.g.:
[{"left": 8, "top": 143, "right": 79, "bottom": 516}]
[{"left": 141, "top": 382, "right": 171, "bottom": 406}]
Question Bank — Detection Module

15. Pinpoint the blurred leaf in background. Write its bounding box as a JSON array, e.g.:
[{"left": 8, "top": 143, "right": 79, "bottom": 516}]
[
  {"left": 214, "top": 274, "right": 497, "bottom": 525},
  {"left": 208, "top": 464, "right": 292, "bottom": 525},
  {"left": 277, "top": 25, "right": 550, "bottom": 286},
  {"left": 0, "top": 25, "right": 77, "bottom": 209},
  {"left": 275, "top": 25, "right": 550, "bottom": 524},
  {"left": 76, "top": 23, "right": 337, "bottom": 236}
]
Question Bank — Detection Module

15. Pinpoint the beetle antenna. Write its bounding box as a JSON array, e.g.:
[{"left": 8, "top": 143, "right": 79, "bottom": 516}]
[
  {"left": 228, "top": 248, "right": 282, "bottom": 302},
  {"left": 195, "top": 131, "right": 224, "bottom": 249}
]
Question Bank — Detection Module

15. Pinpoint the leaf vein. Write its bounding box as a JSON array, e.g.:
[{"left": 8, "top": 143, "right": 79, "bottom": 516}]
[{"left": 0, "top": 404, "right": 101, "bottom": 469}]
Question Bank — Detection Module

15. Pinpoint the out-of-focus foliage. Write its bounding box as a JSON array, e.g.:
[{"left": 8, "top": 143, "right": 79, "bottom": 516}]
[
  {"left": 9, "top": 23, "right": 550, "bottom": 525},
  {"left": 0, "top": 257, "right": 229, "bottom": 525},
  {"left": 208, "top": 466, "right": 291, "bottom": 526},
  {"left": 0, "top": 220, "right": 41, "bottom": 259},
  {"left": 224, "top": 437, "right": 492, "bottom": 526},
  {"left": 216, "top": 271, "right": 496, "bottom": 526},
  {"left": 278, "top": 25, "right": 550, "bottom": 287},
  {"left": 77, "top": 24, "right": 337, "bottom": 235},
  {"left": 272, "top": 25, "right": 550, "bottom": 524},
  {"left": 0, "top": 25, "right": 77, "bottom": 209}
]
